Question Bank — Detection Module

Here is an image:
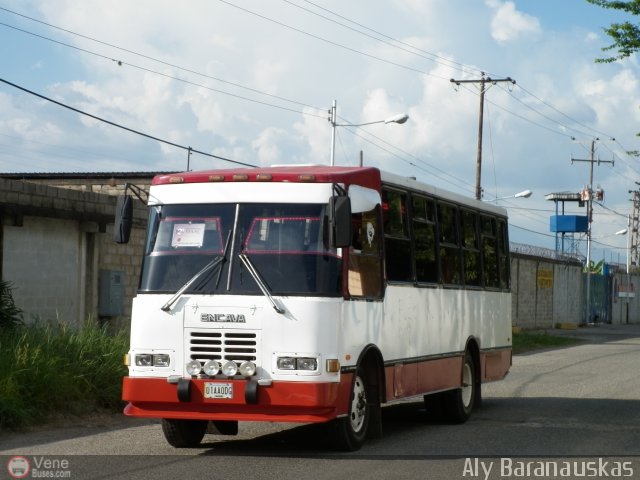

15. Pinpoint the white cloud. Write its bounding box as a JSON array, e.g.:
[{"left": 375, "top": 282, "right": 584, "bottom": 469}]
[{"left": 486, "top": 0, "right": 541, "bottom": 44}]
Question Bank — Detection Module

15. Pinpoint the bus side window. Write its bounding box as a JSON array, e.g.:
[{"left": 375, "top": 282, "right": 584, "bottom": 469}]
[
  {"left": 481, "top": 215, "right": 499, "bottom": 288},
  {"left": 462, "top": 209, "right": 481, "bottom": 286},
  {"left": 348, "top": 206, "right": 383, "bottom": 298},
  {"left": 412, "top": 195, "right": 437, "bottom": 283},
  {"left": 497, "top": 218, "right": 510, "bottom": 289},
  {"left": 382, "top": 189, "right": 413, "bottom": 282},
  {"left": 437, "top": 202, "right": 462, "bottom": 285}
]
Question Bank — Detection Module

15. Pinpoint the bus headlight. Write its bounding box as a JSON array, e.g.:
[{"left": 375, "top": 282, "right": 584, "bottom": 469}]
[
  {"left": 186, "top": 360, "right": 202, "bottom": 376},
  {"left": 153, "top": 354, "right": 171, "bottom": 367},
  {"left": 276, "top": 357, "right": 296, "bottom": 370},
  {"left": 135, "top": 353, "right": 171, "bottom": 368},
  {"left": 222, "top": 360, "right": 238, "bottom": 377},
  {"left": 239, "top": 361, "right": 256, "bottom": 377},
  {"left": 135, "top": 354, "right": 153, "bottom": 367},
  {"left": 296, "top": 357, "right": 318, "bottom": 371},
  {"left": 203, "top": 360, "right": 221, "bottom": 376},
  {"left": 276, "top": 356, "right": 318, "bottom": 371}
]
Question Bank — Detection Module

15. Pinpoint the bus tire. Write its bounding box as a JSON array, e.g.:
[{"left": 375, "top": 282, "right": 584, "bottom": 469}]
[
  {"left": 443, "top": 351, "right": 477, "bottom": 424},
  {"left": 332, "top": 367, "right": 372, "bottom": 451},
  {"left": 161, "top": 419, "right": 207, "bottom": 448},
  {"left": 211, "top": 420, "right": 239, "bottom": 436}
]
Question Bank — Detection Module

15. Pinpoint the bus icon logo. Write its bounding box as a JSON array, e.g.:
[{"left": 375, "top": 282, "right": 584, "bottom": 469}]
[{"left": 7, "top": 456, "right": 30, "bottom": 478}]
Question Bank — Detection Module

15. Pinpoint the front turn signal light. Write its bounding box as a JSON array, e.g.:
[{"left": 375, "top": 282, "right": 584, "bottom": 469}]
[{"left": 326, "top": 359, "right": 340, "bottom": 373}]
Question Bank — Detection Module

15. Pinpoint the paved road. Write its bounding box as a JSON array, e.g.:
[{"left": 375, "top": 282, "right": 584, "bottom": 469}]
[{"left": 1, "top": 324, "right": 640, "bottom": 479}]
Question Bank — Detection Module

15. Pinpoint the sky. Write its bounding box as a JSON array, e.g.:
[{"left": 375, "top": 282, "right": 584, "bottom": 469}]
[{"left": 0, "top": 0, "right": 639, "bottom": 261}]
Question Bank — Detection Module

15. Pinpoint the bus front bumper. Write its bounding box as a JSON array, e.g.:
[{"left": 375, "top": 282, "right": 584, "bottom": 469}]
[{"left": 122, "top": 375, "right": 351, "bottom": 423}]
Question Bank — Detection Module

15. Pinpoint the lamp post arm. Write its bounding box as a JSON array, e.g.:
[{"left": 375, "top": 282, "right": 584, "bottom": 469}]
[
  {"left": 334, "top": 119, "right": 385, "bottom": 127},
  {"left": 328, "top": 99, "right": 409, "bottom": 166}
]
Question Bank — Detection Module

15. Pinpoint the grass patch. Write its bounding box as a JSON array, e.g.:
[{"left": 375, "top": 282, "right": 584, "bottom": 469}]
[
  {"left": 512, "top": 331, "right": 583, "bottom": 354},
  {"left": 0, "top": 321, "right": 129, "bottom": 431}
]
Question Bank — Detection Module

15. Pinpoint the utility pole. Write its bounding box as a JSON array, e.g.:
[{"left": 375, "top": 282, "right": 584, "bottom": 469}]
[
  {"left": 329, "top": 100, "right": 337, "bottom": 166},
  {"left": 629, "top": 185, "right": 640, "bottom": 271},
  {"left": 450, "top": 74, "right": 515, "bottom": 200},
  {"left": 571, "top": 139, "right": 614, "bottom": 324}
]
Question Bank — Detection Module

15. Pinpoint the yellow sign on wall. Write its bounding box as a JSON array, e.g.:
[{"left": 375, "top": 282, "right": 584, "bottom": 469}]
[{"left": 537, "top": 269, "right": 553, "bottom": 289}]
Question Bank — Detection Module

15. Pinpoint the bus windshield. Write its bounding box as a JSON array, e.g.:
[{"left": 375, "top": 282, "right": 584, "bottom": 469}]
[{"left": 139, "top": 203, "right": 342, "bottom": 296}]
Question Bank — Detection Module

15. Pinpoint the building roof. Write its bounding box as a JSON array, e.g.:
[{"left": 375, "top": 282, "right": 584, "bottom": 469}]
[{"left": 0, "top": 172, "right": 178, "bottom": 180}]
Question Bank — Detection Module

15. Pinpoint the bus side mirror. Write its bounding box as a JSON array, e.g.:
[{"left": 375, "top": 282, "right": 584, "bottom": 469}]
[
  {"left": 330, "top": 196, "right": 351, "bottom": 248},
  {"left": 113, "top": 195, "right": 133, "bottom": 244}
]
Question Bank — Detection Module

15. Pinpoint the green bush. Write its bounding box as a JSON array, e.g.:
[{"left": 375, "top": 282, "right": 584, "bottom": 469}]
[
  {"left": 0, "top": 320, "right": 129, "bottom": 430},
  {"left": 0, "top": 280, "right": 23, "bottom": 328}
]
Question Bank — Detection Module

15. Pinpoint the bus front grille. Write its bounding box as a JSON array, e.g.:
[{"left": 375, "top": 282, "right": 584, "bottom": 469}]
[{"left": 188, "top": 330, "right": 259, "bottom": 365}]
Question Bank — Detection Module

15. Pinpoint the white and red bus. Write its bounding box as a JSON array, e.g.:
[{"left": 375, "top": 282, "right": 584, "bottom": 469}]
[{"left": 115, "top": 165, "right": 512, "bottom": 451}]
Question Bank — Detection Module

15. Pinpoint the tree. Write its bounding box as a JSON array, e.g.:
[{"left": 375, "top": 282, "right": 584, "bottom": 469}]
[{"left": 587, "top": 0, "right": 640, "bottom": 62}]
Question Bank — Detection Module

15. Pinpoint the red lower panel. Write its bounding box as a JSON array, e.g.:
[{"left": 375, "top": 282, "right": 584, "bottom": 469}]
[
  {"left": 122, "top": 375, "right": 352, "bottom": 423},
  {"left": 384, "top": 348, "right": 512, "bottom": 401},
  {"left": 386, "top": 356, "right": 463, "bottom": 400},
  {"left": 481, "top": 347, "right": 512, "bottom": 381}
]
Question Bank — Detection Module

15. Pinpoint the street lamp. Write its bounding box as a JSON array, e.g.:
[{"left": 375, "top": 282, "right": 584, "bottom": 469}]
[
  {"left": 328, "top": 99, "right": 409, "bottom": 166},
  {"left": 615, "top": 222, "right": 632, "bottom": 324},
  {"left": 492, "top": 189, "right": 533, "bottom": 202},
  {"left": 615, "top": 219, "right": 631, "bottom": 275}
]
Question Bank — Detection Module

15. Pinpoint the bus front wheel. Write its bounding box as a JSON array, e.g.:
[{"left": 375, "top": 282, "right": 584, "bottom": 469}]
[
  {"left": 332, "top": 368, "right": 372, "bottom": 451},
  {"left": 161, "top": 419, "right": 207, "bottom": 448}
]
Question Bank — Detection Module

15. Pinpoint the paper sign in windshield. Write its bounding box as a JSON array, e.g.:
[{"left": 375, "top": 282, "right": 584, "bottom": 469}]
[{"left": 171, "top": 223, "right": 205, "bottom": 247}]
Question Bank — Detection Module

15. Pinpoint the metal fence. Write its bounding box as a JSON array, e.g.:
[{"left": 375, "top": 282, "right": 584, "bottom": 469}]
[{"left": 510, "top": 242, "right": 584, "bottom": 263}]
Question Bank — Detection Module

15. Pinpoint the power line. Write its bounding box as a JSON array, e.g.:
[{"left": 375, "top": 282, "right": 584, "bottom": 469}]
[
  {"left": 0, "top": 6, "right": 323, "bottom": 113},
  {"left": 343, "top": 126, "right": 476, "bottom": 194},
  {"left": 0, "top": 21, "right": 326, "bottom": 120},
  {"left": 3, "top": 3, "right": 623, "bottom": 166},
  {"left": 0, "top": 77, "right": 257, "bottom": 168},
  {"left": 282, "top": 0, "right": 479, "bottom": 76},
  {"left": 498, "top": 84, "right": 601, "bottom": 141},
  {"left": 226, "top": 0, "right": 611, "bottom": 149},
  {"left": 217, "top": 0, "right": 450, "bottom": 81},
  {"left": 510, "top": 222, "right": 556, "bottom": 239},
  {"left": 513, "top": 84, "right": 616, "bottom": 140}
]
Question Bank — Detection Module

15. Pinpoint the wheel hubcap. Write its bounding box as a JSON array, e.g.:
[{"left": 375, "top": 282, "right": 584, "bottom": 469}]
[
  {"left": 461, "top": 362, "right": 473, "bottom": 408},
  {"left": 350, "top": 375, "right": 367, "bottom": 433}
]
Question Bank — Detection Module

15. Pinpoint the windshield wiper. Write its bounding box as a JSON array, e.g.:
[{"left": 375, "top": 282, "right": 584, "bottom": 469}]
[
  {"left": 238, "top": 253, "right": 285, "bottom": 314},
  {"left": 161, "top": 231, "right": 232, "bottom": 312}
]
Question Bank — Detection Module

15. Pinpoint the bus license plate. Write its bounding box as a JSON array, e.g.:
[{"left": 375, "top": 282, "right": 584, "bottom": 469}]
[{"left": 204, "top": 382, "right": 233, "bottom": 399}]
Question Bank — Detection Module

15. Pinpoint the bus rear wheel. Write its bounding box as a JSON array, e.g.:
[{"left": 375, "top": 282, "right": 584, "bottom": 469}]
[
  {"left": 443, "top": 351, "right": 477, "bottom": 423},
  {"left": 161, "top": 419, "right": 207, "bottom": 448},
  {"left": 332, "top": 368, "right": 372, "bottom": 451}
]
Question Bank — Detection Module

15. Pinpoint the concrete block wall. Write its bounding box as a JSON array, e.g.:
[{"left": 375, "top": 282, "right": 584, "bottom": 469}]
[
  {"left": 0, "top": 177, "right": 146, "bottom": 328},
  {"left": 3, "top": 217, "right": 82, "bottom": 323},
  {"left": 552, "top": 262, "right": 583, "bottom": 324},
  {"left": 511, "top": 253, "right": 584, "bottom": 329}
]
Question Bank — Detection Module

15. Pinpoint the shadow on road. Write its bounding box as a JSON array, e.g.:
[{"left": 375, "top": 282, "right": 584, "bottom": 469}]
[
  {"left": 195, "top": 396, "right": 640, "bottom": 458},
  {"left": 2, "top": 396, "right": 638, "bottom": 458}
]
